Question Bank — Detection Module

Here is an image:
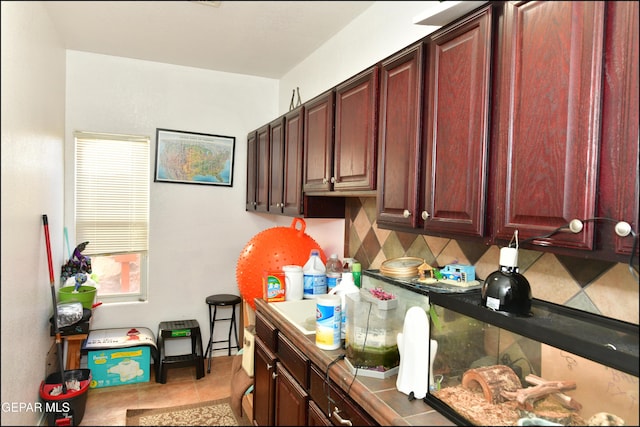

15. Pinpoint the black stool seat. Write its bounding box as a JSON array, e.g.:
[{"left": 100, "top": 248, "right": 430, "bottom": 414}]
[
  {"left": 205, "top": 294, "right": 242, "bottom": 373},
  {"left": 206, "top": 294, "right": 242, "bottom": 307},
  {"left": 156, "top": 319, "right": 204, "bottom": 383}
]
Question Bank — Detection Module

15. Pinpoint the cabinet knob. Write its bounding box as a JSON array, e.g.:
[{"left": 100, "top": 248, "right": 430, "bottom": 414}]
[
  {"left": 331, "top": 176, "right": 336, "bottom": 183},
  {"left": 322, "top": 177, "right": 328, "bottom": 184},
  {"left": 421, "top": 211, "right": 430, "bottom": 220},
  {"left": 403, "top": 209, "right": 412, "bottom": 218},
  {"left": 266, "top": 363, "right": 273, "bottom": 370},
  {"left": 332, "top": 408, "right": 353, "bottom": 426},
  {"left": 272, "top": 372, "right": 278, "bottom": 379}
]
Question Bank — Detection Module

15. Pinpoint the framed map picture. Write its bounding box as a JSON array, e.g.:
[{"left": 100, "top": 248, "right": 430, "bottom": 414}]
[{"left": 154, "top": 128, "right": 235, "bottom": 187}]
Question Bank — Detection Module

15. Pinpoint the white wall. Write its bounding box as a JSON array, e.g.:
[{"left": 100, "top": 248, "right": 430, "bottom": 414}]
[
  {"left": 1, "top": 2, "right": 66, "bottom": 425},
  {"left": 278, "top": 1, "right": 440, "bottom": 112},
  {"left": 64, "top": 51, "right": 345, "bottom": 344}
]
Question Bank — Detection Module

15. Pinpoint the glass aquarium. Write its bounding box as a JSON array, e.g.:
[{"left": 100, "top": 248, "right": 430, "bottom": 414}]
[{"left": 427, "top": 291, "right": 639, "bottom": 426}]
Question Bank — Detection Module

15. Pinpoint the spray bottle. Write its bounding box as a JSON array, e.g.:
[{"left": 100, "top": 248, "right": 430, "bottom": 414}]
[{"left": 328, "top": 272, "right": 359, "bottom": 346}]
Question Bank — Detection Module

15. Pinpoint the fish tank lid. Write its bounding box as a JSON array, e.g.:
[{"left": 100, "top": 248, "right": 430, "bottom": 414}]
[{"left": 428, "top": 291, "right": 639, "bottom": 377}]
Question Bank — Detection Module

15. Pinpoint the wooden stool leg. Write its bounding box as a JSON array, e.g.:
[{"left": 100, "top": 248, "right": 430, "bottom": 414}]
[{"left": 64, "top": 334, "right": 88, "bottom": 370}]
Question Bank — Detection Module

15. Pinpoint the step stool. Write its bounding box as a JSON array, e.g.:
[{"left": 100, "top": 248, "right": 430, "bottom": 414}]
[{"left": 156, "top": 319, "right": 204, "bottom": 383}]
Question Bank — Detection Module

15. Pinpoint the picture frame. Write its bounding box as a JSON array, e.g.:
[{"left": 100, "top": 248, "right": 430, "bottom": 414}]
[{"left": 154, "top": 128, "right": 235, "bottom": 187}]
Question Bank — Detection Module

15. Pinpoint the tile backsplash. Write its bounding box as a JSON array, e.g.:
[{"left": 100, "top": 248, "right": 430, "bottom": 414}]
[{"left": 344, "top": 197, "right": 639, "bottom": 325}]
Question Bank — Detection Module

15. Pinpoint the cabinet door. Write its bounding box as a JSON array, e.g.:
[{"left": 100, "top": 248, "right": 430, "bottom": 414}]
[
  {"left": 307, "top": 400, "right": 332, "bottom": 426},
  {"left": 303, "top": 90, "right": 335, "bottom": 193},
  {"left": 256, "top": 124, "right": 271, "bottom": 213},
  {"left": 422, "top": 5, "right": 492, "bottom": 238},
  {"left": 283, "top": 107, "right": 305, "bottom": 216},
  {"left": 246, "top": 130, "right": 257, "bottom": 211},
  {"left": 334, "top": 65, "right": 379, "bottom": 191},
  {"left": 269, "top": 117, "right": 285, "bottom": 213},
  {"left": 493, "top": 1, "right": 605, "bottom": 249},
  {"left": 308, "top": 364, "right": 377, "bottom": 426},
  {"left": 274, "top": 361, "right": 308, "bottom": 426},
  {"left": 377, "top": 43, "right": 424, "bottom": 228},
  {"left": 599, "top": 1, "right": 639, "bottom": 258},
  {"left": 254, "top": 338, "right": 277, "bottom": 426}
]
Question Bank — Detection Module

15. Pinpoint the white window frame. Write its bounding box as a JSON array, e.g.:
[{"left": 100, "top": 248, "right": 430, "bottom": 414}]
[{"left": 65, "top": 131, "right": 150, "bottom": 304}]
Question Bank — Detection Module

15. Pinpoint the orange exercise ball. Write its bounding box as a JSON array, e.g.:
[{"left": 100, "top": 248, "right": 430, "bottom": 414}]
[{"left": 236, "top": 218, "right": 326, "bottom": 310}]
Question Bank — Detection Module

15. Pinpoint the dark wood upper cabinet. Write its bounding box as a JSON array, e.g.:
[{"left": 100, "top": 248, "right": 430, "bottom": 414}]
[
  {"left": 282, "top": 106, "right": 305, "bottom": 216},
  {"left": 421, "top": 5, "right": 493, "bottom": 238},
  {"left": 268, "top": 117, "right": 285, "bottom": 213},
  {"left": 245, "top": 130, "right": 257, "bottom": 211},
  {"left": 255, "top": 123, "right": 270, "bottom": 213},
  {"left": 492, "top": 1, "right": 605, "bottom": 250},
  {"left": 303, "top": 90, "right": 335, "bottom": 193},
  {"left": 333, "top": 65, "right": 379, "bottom": 192},
  {"left": 376, "top": 43, "right": 425, "bottom": 229},
  {"left": 598, "top": 1, "right": 639, "bottom": 258}
]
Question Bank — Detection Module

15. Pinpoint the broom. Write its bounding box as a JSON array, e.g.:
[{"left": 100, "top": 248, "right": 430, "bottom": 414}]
[{"left": 42, "top": 214, "right": 67, "bottom": 394}]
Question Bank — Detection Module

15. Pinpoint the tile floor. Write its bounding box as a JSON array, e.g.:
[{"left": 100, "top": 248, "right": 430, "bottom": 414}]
[{"left": 80, "top": 355, "right": 236, "bottom": 426}]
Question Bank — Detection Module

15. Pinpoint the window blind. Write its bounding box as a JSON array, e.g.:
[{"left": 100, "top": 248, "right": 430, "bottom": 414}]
[{"left": 75, "top": 131, "right": 150, "bottom": 255}]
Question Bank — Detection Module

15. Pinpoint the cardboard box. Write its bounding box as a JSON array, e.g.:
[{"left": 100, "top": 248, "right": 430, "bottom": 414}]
[
  {"left": 242, "top": 392, "right": 253, "bottom": 421},
  {"left": 262, "top": 271, "right": 285, "bottom": 302},
  {"left": 88, "top": 346, "right": 150, "bottom": 388}
]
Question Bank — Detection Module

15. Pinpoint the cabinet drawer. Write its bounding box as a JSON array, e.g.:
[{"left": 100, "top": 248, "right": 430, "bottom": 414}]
[
  {"left": 255, "top": 310, "right": 278, "bottom": 353},
  {"left": 309, "top": 364, "right": 377, "bottom": 426},
  {"left": 276, "top": 333, "right": 309, "bottom": 388}
]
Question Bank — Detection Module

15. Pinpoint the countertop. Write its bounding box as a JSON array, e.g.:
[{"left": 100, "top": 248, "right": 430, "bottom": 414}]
[{"left": 255, "top": 298, "right": 455, "bottom": 426}]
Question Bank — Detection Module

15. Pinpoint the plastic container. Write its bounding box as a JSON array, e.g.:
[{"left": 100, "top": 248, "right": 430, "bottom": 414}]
[
  {"left": 39, "top": 369, "right": 91, "bottom": 426},
  {"left": 325, "top": 254, "right": 343, "bottom": 293},
  {"left": 58, "top": 285, "right": 97, "bottom": 309},
  {"left": 328, "top": 272, "right": 359, "bottom": 344},
  {"left": 283, "top": 265, "right": 304, "bottom": 301},
  {"left": 345, "top": 288, "right": 402, "bottom": 375},
  {"left": 303, "top": 249, "right": 326, "bottom": 298},
  {"left": 315, "top": 294, "right": 341, "bottom": 350}
]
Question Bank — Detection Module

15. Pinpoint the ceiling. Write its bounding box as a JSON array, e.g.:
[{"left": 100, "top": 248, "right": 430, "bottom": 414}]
[{"left": 44, "top": 1, "right": 376, "bottom": 79}]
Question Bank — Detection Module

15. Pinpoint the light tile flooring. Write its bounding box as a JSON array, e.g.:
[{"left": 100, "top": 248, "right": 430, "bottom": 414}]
[{"left": 80, "top": 355, "right": 235, "bottom": 426}]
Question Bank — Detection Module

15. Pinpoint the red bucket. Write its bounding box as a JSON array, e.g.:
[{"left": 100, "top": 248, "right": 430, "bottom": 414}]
[{"left": 39, "top": 369, "right": 91, "bottom": 426}]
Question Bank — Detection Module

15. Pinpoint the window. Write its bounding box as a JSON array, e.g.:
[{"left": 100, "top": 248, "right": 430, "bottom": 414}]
[{"left": 73, "top": 131, "right": 150, "bottom": 303}]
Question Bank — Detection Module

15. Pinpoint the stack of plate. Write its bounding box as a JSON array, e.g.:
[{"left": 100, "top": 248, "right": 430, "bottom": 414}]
[{"left": 379, "top": 257, "right": 424, "bottom": 278}]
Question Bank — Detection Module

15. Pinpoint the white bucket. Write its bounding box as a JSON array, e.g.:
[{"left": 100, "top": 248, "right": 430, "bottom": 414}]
[{"left": 283, "top": 265, "right": 304, "bottom": 301}]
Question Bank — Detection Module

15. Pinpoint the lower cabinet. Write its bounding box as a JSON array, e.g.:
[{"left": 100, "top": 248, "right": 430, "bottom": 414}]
[
  {"left": 308, "top": 364, "right": 377, "bottom": 426},
  {"left": 274, "top": 361, "right": 308, "bottom": 425},
  {"left": 253, "top": 307, "right": 377, "bottom": 426},
  {"left": 253, "top": 338, "right": 276, "bottom": 426},
  {"left": 308, "top": 400, "right": 332, "bottom": 427}
]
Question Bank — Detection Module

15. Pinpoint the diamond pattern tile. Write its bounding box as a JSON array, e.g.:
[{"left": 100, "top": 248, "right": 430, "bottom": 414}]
[
  {"left": 585, "top": 263, "right": 639, "bottom": 324},
  {"left": 556, "top": 254, "right": 616, "bottom": 288},
  {"left": 435, "top": 240, "right": 470, "bottom": 266},
  {"left": 381, "top": 232, "right": 407, "bottom": 260},
  {"left": 523, "top": 253, "right": 581, "bottom": 305},
  {"left": 342, "top": 200, "right": 639, "bottom": 325}
]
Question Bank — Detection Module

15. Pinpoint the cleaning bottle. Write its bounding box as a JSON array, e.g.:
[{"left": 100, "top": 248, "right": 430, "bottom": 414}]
[
  {"left": 303, "top": 249, "right": 326, "bottom": 298},
  {"left": 328, "top": 272, "right": 359, "bottom": 346},
  {"left": 351, "top": 261, "right": 362, "bottom": 288},
  {"left": 325, "top": 253, "right": 343, "bottom": 293}
]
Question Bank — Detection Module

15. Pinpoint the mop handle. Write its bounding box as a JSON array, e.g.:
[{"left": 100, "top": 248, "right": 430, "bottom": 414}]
[
  {"left": 43, "top": 214, "right": 67, "bottom": 394},
  {"left": 42, "top": 215, "right": 55, "bottom": 285}
]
